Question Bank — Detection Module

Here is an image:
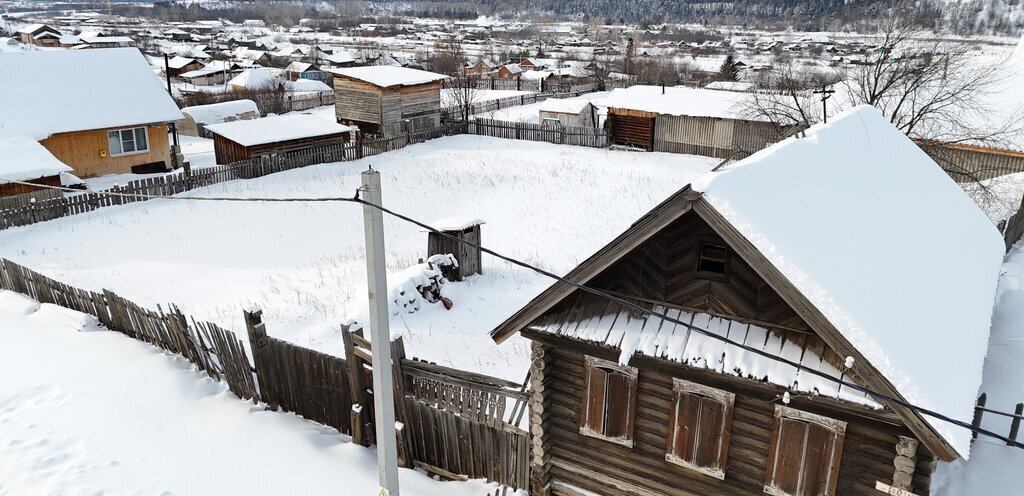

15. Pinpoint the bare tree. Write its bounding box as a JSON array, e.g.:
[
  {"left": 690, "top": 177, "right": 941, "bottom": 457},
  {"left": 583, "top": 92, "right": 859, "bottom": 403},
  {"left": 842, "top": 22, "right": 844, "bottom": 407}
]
[
  {"left": 445, "top": 71, "right": 482, "bottom": 122},
  {"left": 742, "top": 55, "right": 840, "bottom": 129}
]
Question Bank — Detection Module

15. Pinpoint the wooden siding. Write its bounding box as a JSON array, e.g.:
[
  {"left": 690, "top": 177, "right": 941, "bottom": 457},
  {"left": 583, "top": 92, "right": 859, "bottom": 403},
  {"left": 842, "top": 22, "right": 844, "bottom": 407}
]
[
  {"left": 334, "top": 78, "right": 442, "bottom": 136},
  {"left": 919, "top": 142, "right": 1024, "bottom": 182},
  {"left": 40, "top": 125, "right": 171, "bottom": 178},
  {"left": 426, "top": 224, "right": 482, "bottom": 281},
  {"left": 653, "top": 115, "right": 782, "bottom": 159},
  {"left": 212, "top": 132, "right": 349, "bottom": 165},
  {"left": 609, "top": 109, "right": 655, "bottom": 150},
  {"left": 532, "top": 333, "right": 936, "bottom": 496},
  {"left": 335, "top": 77, "right": 384, "bottom": 126},
  {"left": 0, "top": 175, "right": 61, "bottom": 197}
]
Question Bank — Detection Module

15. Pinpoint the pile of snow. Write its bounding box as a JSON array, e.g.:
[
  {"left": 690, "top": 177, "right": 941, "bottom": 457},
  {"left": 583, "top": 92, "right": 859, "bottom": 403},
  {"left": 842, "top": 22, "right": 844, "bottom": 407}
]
[
  {"left": 0, "top": 135, "right": 72, "bottom": 181},
  {"left": 0, "top": 48, "right": 183, "bottom": 140},
  {"left": 327, "top": 66, "right": 448, "bottom": 88},
  {"left": 181, "top": 99, "right": 259, "bottom": 126},
  {"left": 693, "top": 105, "right": 1004, "bottom": 457},
  {"left": 387, "top": 254, "right": 457, "bottom": 317},
  {"left": 0, "top": 290, "right": 507, "bottom": 495},
  {"left": 205, "top": 114, "right": 352, "bottom": 147},
  {"left": 289, "top": 78, "right": 332, "bottom": 93}
]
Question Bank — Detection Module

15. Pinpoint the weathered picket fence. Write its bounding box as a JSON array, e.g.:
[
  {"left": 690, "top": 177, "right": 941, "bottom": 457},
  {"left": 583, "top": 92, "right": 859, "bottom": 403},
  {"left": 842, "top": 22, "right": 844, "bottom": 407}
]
[
  {"left": 472, "top": 118, "right": 610, "bottom": 148},
  {"left": 971, "top": 393, "right": 1024, "bottom": 446},
  {"left": 441, "top": 83, "right": 601, "bottom": 120},
  {"left": 0, "top": 256, "right": 531, "bottom": 490}
]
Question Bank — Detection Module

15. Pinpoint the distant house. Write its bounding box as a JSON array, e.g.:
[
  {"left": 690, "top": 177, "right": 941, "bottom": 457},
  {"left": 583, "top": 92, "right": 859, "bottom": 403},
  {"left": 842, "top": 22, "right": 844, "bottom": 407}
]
[
  {"left": 228, "top": 68, "right": 281, "bottom": 92},
  {"left": 497, "top": 63, "right": 524, "bottom": 79},
  {"left": 0, "top": 136, "right": 72, "bottom": 199},
  {"left": 17, "top": 24, "right": 61, "bottom": 47},
  {"left": 603, "top": 85, "right": 790, "bottom": 157},
  {"left": 490, "top": 106, "right": 1003, "bottom": 496},
  {"left": 328, "top": 66, "right": 448, "bottom": 135},
  {"left": 284, "top": 61, "right": 329, "bottom": 83},
  {"left": 167, "top": 56, "right": 203, "bottom": 77},
  {"left": 465, "top": 58, "right": 496, "bottom": 75},
  {"left": 205, "top": 114, "right": 352, "bottom": 164},
  {"left": 179, "top": 60, "right": 240, "bottom": 87},
  {"left": 178, "top": 99, "right": 260, "bottom": 137},
  {"left": 538, "top": 98, "right": 597, "bottom": 128},
  {"left": 163, "top": 28, "right": 191, "bottom": 41},
  {"left": 79, "top": 34, "right": 134, "bottom": 49},
  {"left": 0, "top": 48, "right": 183, "bottom": 178}
]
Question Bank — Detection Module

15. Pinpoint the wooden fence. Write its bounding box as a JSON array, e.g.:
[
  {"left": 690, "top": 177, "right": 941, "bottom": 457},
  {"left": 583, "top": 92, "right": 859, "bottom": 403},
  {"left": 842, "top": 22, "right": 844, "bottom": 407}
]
[
  {"left": 971, "top": 393, "right": 1024, "bottom": 446},
  {"left": 472, "top": 118, "right": 610, "bottom": 148},
  {"left": 441, "top": 83, "right": 600, "bottom": 120},
  {"left": 0, "top": 257, "right": 531, "bottom": 490},
  {"left": 0, "top": 123, "right": 469, "bottom": 230}
]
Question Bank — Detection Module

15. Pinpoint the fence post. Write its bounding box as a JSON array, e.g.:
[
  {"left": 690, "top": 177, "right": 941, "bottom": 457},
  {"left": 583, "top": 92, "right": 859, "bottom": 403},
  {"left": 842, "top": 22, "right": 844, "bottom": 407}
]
[
  {"left": 1010, "top": 403, "right": 1024, "bottom": 446},
  {"left": 243, "top": 308, "right": 273, "bottom": 409},
  {"left": 972, "top": 393, "right": 987, "bottom": 441},
  {"left": 342, "top": 322, "right": 370, "bottom": 447},
  {"left": 391, "top": 338, "right": 415, "bottom": 469}
]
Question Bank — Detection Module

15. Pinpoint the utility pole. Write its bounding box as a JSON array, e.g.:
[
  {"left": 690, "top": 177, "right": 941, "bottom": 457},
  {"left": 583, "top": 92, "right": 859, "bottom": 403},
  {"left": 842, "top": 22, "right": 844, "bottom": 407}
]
[
  {"left": 360, "top": 169, "right": 401, "bottom": 496},
  {"left": 813, "top": 85, "right": 835, "bottom": 124}
]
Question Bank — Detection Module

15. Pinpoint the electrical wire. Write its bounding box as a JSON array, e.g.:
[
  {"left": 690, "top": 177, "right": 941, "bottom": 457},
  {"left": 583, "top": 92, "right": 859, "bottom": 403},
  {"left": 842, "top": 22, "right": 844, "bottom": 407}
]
[{"left": 2, "top": 177, "right": 1021, "bottom": 450}]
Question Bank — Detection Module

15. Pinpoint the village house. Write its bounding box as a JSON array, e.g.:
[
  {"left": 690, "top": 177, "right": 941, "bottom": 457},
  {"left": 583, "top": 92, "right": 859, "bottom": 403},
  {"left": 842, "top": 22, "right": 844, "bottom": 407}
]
[
  {"left": 603, "top": 85, "right": 789, "bottom": 158},
  {"left": 178, "top": 99, "right": 260, "bottom": 138},
  {"left": 0, "top": 48, "right": 183, "bottom": 178},
  {"left": 490, "top": 106, "right": 1003, "bottom": 496},
  {"left": 166, "top": 56, "right": 203, "bottom": 77},
  {"left": 17, "top": 24, "right": 61, "bottom": 47},
  {"left": 497, "top": 63, "right": 525, "bottom": 79},
  {"left": 329, "top": 66, "right": 448, "bottom": 136},
  {"left": 204, "top": 113, "right": 352, "bottom": 164}
]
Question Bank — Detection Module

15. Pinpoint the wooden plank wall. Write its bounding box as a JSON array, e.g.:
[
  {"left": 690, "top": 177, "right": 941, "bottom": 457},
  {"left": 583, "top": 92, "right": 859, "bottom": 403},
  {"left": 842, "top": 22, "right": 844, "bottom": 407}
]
[
  {"left": 472, "top": 119, "right": 610, "bottom": 148},
  {"left": 334, "top": 77, "right": 384, "bottom": 125},
  {"left": 608, "top": 110, "right": 655, "bottom": 150},
  {"left": 535, "top": 338, "right": 936, "bottom": 496},
  {"left": 40, "top": 125, "right": 172, "bottom": 178},
  {"left": 653, "top": 115, "right": 784, "bottom": 160},
  {"left": 920, "top": 142, "right": 1024, "bottom": 183},
  {"left": 256, "top": 335, "right": 352, "bottom": 434}
]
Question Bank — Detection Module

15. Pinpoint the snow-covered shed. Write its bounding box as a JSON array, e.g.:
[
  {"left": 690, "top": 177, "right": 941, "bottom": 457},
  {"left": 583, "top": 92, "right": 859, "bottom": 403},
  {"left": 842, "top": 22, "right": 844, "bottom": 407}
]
[
  {"left": 489, "top": 106, "right": 1003, "bottom": 496},
  {"left": 166, "top": 55, "right": 203, "bottom": 77},
  {"left": 538, "top": 98, "right": 597, "bottom": 128},
  {"left": 0, "top": 135, "right": 72, "bottom": 197},
  {"left": 204, "top": 113, "right": 352, "bottom": 164},
  {"left": 178, "top": 99, "right": 260, "bottom": 137},
  {"left": 602, "top": 85, "right": 789, "bottom": 158},
  {"left": 327, "top": 66, "right": 448, "bottom": 136},
  {"left": 0, "top": 48, "right": 184, "bottom": 178}
]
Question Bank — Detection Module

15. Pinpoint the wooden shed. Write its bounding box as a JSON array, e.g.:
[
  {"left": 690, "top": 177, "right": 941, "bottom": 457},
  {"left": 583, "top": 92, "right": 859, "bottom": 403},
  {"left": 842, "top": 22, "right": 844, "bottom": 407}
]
[
  {"left": 605, "top": 86, "right": 790, "bottom": 158},
  {"left": 0, "top": 136, "right": 72, "bottom": 198},
  {"left": 426, "top": 218, "right": 483, "bottom": 281},
  {"left": 328, "top": 66, "right": 448, "bottom": 136},
  {"left": 489, "top": 107, "right": 1003, "bottom": 496},
  {"left": 538, "top": 99, "right": 597, "bottom": 128},
  {"left": 205, "top": 114, "right": 352, "bottom": 164}
]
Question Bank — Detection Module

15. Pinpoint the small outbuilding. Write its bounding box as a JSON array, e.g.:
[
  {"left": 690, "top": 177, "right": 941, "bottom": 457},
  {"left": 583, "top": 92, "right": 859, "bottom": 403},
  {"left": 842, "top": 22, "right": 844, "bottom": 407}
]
[
  {"left": 328, "top": 66, "right": 448, "bottom": 136},
  {"left": 538, "top": 98, "right": 597, "bottom": 128},
  {"left": 204, "top": 113, "right": 352, "bottom": 164},
  {"left": 0, "top": 135, "right": 72, "bottom": 198},
  {"left": 178, "top": 99, "right": 260, "bottom": 137},
  {"left": 425, "top": 218, "right": 484, "bottom": 281}
]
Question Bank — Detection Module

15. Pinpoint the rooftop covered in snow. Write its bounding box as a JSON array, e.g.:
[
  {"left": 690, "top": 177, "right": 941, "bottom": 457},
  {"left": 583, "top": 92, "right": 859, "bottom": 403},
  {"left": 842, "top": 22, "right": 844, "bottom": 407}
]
[
  {"left": 0, "top": 48, "right": 184, "bottom": 140},
  {"left": 326, "top": 66, "right": 448, "bottom": 88},
  {"left": 0, "top": 135, "right": 72, "bottom": 181},
  {"left": 204, "top": 114, "right": 352, "bottom": 147},
  {"left": 599, "top": 85, "right": 765, "bottom": 121}
]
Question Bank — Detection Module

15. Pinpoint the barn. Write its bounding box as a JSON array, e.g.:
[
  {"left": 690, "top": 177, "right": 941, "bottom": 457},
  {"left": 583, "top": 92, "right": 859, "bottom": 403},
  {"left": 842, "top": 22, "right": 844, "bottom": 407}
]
[
  {"left": 328, "top": 66, "right": 448, "bottom": 136},
  {"left": 204, "top": 114, "right": 352, "bottom": 164},
  {"left": 538, "top": 99, "right": 598, "bottom": 128},
  {"left": 603, "top": 86, "right": 790, "bottom": 158},
  {"left": 490, "top": 106, "right": 1003, "bottom": 496}
]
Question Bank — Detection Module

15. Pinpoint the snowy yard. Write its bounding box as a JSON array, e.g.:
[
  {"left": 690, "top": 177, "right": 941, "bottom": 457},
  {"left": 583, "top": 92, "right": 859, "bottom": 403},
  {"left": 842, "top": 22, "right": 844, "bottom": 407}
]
[
  {"left": 475, "top": 91, "right": 610, "bottom": 124},
  {"left": 441, "top": 88, "right": 535, "bottom": 108},
  {"left": 0, "top": 290, "right": 505, "bottom": 495},
  {"left": 0, "top": 135, "right": 717, "bottom": 381}
]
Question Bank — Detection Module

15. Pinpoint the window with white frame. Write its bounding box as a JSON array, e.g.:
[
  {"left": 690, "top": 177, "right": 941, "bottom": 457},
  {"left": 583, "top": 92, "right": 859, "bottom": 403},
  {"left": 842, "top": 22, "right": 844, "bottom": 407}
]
[{"left": 107, "top": 127, "right": 149, "bottom": 156}]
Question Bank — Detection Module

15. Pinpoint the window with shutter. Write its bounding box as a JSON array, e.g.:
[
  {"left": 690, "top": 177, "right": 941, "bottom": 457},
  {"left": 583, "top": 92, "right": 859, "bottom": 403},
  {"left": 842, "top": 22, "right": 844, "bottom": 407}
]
[
  {"left": 580, "top": 356, "right": 638, "bottom": 448},
  {"left": 764, "top": 405, "right": 847, "bottom": 496},
  {"left": 665, "top": 379, "right": 735, "bottom": 479}
]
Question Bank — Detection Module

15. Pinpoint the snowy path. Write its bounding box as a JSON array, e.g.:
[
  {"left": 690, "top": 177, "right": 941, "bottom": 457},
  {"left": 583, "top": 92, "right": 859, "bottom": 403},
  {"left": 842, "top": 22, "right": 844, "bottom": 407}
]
[
  {"left": 933, "top": 244, "right": 1024, "bottom": 493},
  {"left": 0, "top": 290, "right": 503, "bottom": 495}
]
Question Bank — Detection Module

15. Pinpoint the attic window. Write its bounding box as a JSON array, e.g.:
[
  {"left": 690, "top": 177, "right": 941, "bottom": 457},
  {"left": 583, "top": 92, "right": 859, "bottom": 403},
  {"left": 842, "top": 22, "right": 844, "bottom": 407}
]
[{"left": 695, "top": 241, "right": 730, "bottom": 281}]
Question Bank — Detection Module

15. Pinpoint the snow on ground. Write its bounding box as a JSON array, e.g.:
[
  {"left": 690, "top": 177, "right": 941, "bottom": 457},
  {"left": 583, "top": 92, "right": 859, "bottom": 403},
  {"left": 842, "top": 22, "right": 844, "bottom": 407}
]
[
  {"left": 0, "top": 290, "right": 505, "bottom": 496},
  {"left": 475, "top": 92, "right": 610, "bottom": 124},
  {"left": 934, "top": 241, "right": 1024, "bottom": 493},
  {"left": 440, "top": 89, "right": 535, "bottom": 107},
  {"left": 81, "top": 134, "right": 217, "bottom": 190},
  {"left": 0, "top": 135, "right": 717, "bottom": 381}
]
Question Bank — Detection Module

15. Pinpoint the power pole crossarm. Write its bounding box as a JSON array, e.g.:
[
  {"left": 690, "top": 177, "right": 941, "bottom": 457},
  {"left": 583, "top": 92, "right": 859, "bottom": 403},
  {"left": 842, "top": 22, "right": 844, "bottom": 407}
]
[{"left": 360, "top": 169, "right": 401, "bottom": 496}]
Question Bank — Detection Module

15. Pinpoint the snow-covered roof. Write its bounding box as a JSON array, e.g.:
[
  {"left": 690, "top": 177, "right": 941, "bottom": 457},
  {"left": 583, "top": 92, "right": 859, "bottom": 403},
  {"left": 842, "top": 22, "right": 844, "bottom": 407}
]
[
  {"left": 167, "top": 55, "right": 197, "bottom": 69},
  {"left": 429, "top": 217, "right": 484, "bottom": 231},
  {"left": 692, "top": 105, "right": 1004, "bottom": 457},
  {"left": 205, "top": 114, "right": 352, "bottom": 147},
  {"left": 0, "top": 135, "right": 72, "bottom": 181},
  {"left": 600, "top": 85, "right": 764, "bottom": 121},
  {"left": 327, "top": 66, "right": 447, "bottom": 88},
  {"left": 288, "top": 79, "right": 331, "bottom": 93},
  {"left": 181, "top": 99, "right": 258, "bottom": 125},
  {"left": 538, "top": 98, "right": 592, "bottom": 115},
  {"left": 325, "top": 51, "right": 357, "bottom": 64},
  {"left": 228, "top": 68, "right": 280, "bottom": 90},
  {"left": 521, "top": 70, "right": 552, "bottom": 80},
  {"left": 0, "top": 48, "right": 184, "bottom": 140}
]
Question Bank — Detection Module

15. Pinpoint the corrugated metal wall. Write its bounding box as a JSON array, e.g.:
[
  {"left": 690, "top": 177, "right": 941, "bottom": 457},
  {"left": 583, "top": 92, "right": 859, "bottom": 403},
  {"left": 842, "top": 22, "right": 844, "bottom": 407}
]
[{"left": 653, "top": 115, "right": 783, "bottom": 159}]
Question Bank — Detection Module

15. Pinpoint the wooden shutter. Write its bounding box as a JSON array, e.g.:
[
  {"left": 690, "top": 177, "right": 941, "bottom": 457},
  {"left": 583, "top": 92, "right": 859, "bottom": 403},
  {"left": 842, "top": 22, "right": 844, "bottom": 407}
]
[
  {"left": 666, "top": 379, "right": 735, "bottom": 479},
  {"left": 764, "top": 405, "right": 847, "bottom": 496},
  {"left": 581, "top": 356, "right": 637, "bottom": 448}
]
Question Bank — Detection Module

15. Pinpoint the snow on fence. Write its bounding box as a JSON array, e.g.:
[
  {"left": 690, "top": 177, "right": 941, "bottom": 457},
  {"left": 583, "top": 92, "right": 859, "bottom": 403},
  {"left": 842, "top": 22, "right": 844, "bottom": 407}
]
[
  {"left": 472, "top": 118, "right": 610, "bottom": 148},
  {"left": 0, "top": 256, "right": 531, "bottom": 491},
  {"left": 0, "top": 123, "right": 469, "bottom": 230},
  {"left": 972, "top": 393, "right": 1024, "bottom": 446}
]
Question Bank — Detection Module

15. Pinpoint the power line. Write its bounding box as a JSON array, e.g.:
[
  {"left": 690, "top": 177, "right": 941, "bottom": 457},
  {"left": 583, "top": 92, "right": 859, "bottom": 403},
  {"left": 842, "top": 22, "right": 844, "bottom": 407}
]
[{"left": 2, "top": 178, "right": 1021, "bottom": 450}]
